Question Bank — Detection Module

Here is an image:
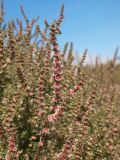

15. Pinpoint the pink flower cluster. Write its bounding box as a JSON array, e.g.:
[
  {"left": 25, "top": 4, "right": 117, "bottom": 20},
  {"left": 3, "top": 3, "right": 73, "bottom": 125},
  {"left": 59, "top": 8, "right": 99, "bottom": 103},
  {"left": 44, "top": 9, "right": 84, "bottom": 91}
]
[
  {"left": 48, "top": 105, "right": 63, "bottom": 122},
  {"left": 57, "top": 143, "right": 72, "bottom": 160},
  {"left": 38, "top": 141, "right": 44, "bottom": 147},
  {"left": 48, "top": 22, "right": 64, "bottom": 123},
  {"left": 37, "top": 128, "right": 50, "bottom": 135},
  {"left": 52, "top": 44, "right": 63, "bottom": 102},
  {"left": 5, "top": 132, "right": 17, "bottom": 160},
  {"left": 69, "top": 80, "right": 85, "bottom": 95},
  {"left": 41, "top": 128, "right": 49, "bottom": 134}
]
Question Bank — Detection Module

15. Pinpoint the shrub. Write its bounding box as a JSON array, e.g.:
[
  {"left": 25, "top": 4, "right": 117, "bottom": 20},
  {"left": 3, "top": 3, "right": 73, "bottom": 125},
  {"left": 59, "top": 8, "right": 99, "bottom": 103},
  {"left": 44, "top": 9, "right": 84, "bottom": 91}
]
[{"left": 0, "top": 3, "right": 120, "bottom": 160}]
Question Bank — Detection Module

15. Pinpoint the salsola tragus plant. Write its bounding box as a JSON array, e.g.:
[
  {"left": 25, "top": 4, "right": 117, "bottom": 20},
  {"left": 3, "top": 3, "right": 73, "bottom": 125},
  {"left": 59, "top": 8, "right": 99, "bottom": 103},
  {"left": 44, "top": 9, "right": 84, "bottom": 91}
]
[{"left": 0, "top": 2, "right": 120, "bottom": 160}]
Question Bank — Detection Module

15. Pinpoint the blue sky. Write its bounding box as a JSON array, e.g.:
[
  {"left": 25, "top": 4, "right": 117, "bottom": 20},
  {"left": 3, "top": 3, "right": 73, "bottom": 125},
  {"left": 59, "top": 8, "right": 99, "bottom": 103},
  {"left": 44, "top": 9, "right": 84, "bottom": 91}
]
[{"left": 3, "top": 0, "right": 120, "bottom": 60}]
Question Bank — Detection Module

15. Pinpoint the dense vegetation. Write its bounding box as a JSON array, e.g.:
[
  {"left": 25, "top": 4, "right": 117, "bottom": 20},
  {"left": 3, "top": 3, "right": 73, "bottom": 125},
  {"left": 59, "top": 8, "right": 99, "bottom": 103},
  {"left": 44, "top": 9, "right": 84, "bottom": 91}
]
[{"left": 0, "top": 3, "right": 120, "bottom": 160}]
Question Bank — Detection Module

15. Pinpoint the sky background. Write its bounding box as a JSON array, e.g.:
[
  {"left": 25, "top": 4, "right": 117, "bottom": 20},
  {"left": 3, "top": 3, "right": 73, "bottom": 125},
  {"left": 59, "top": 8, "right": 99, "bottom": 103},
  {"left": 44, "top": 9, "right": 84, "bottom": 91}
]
[{"left": 3, "top": 0, "right": 120, "bottom": 61}]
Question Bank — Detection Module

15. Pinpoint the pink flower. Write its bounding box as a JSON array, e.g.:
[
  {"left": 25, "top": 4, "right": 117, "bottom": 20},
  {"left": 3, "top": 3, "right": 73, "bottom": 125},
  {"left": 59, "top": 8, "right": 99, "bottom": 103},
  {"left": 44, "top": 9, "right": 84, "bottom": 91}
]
[
  {"left": 5, "top": 154, "right": 11, "bottom": 160},
  {"left": 48, "top": 105, "right": 63, "bottom": 123},
  {"left": 28, "top": 92, "right": 33, "bottom": 96},
  {"left": 54, "top": 75, "right": 63, "bottom": 81},
  {"left": 55, "top": 63, "right": 62, "bottom": 69},
  {"left": 0, "top": 48, "right": 3, "bottom": 51},
  {"left": 51, "top": 105, "right": 61, "bottom": 111},
  {"left": 54, "top": 45, "right": 59, "bottom": 50},
  {"left": 54, "top": 59, "right": 60, "bottom": 64},
  {"left": 38, "top": 141, "right": 44, "bottom": 147},
  {"left": 69, "top": 89, "right": 75, "bottom": 95},
  {"left": 8, "top": 134, "right": 16, "bottom": 152},
  {"left": 60, "top": 15, "right": 64, "bottom": 20},
  {"left": 54, "top": 52, "right": 59, "bottom": 57},
  {"left": 54, "top": 82, "right": 61, "bottom": 89},
  {"left": 42, "top": 128, "right": 49, "bottom": 134},
  {"left": 48, "top": 114, "right": 56, "bottom": 122},
  {"left": 48, "top": 115, "right": 53, "bottom": 122},
  {"left": 53, "top": 67, "right": 62, "bottom": 74},
  {"left": 52, "top": 98, "right": 58, "bottom": 103}
]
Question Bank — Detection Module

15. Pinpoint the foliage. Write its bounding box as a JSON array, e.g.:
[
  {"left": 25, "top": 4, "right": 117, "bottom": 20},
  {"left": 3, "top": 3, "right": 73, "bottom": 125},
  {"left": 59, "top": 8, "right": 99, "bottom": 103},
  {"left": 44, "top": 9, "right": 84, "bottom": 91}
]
[{"left": 0, "top": 3, "right": 120, "bottom": 160}]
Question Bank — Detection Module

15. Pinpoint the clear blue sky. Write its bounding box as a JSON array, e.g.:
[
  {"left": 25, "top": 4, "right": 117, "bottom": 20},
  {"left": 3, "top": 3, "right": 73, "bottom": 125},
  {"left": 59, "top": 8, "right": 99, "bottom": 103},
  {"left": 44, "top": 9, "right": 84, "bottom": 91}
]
[{"left": 3, "top": 0, "right": 120, "bottom": 60}]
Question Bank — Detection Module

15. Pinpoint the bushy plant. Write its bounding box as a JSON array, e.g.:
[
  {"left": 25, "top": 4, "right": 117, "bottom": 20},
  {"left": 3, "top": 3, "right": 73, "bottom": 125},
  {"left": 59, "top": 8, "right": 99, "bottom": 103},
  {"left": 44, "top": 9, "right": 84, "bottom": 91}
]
[{"left": 0, "top": 2, "right": 120, "bottom": 160}]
